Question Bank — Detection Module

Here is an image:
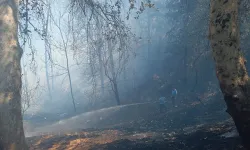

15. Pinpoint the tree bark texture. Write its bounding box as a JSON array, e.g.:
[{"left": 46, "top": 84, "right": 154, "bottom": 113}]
[
  {"left": 209, "top": 0, "right": 250, "bottom": 149},
  {"left": 0, "top": 0, "right": 28, "bottom": 149}
]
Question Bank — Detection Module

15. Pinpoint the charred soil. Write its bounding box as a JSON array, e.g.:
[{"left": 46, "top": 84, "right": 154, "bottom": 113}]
[{"left": 27, "top": 96, "right": 244, "bottom": 150}]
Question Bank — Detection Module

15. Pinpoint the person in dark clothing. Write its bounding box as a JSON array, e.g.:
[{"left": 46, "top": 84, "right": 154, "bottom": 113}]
[
  {"left": 158, "top": 96, "right": 167, "bottom": 113},
  {"left": 171, "top": 88, "right": 178, "bottom": 107}
]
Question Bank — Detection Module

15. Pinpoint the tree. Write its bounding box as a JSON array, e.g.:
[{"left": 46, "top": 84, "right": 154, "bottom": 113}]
[
  {"left": 52, "top": 11, "right": 77, "bottom": 112},
  {"left": 209, "top": 0, "right": 250, "bottom": 149},
  {"left": 105, "top": 35, "right": 121, "bottom": 105},
  {"left": 43, "top": 1, "right": 53, "bottom": 102},
  {"left": 0, "top": 0, "right": 28, "bottom": 149},
  {"left": 70, "top": 0, "right": 133, "bottom": 105},
  {"left": 95, "top": 18, "right": 105, "bottom": 95},
  {"left": 21, "top": 58, "right": 41, "bottom": 114}
]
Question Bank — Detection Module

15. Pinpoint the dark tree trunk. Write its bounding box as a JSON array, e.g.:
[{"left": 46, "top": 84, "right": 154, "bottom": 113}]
[
  {"left": 183, "top": 48, "right": 188, "bottom": 83},
  {"left": 0, "top": 0, "right": 28, "bottom": 149},
  {"left": 113, "top": 82, "right": 121, "bottom": 105},
  {"left": 209, "top": 0, "right": 250, "bottom": 149}
]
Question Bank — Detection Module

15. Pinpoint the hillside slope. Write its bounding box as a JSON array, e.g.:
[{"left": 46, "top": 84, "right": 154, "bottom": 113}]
[{"left": 26, "top": 94, "right": 244, "bottom": 150}]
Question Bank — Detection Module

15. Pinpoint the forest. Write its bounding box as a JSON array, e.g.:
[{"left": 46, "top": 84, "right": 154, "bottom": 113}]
[{"left": 0, "top": 0, "right": 250, "bottom": 149}]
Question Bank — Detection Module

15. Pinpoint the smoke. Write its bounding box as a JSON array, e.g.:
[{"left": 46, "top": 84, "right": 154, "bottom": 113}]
[{"left": 21, "top": 0, "right": 175, "bottom": 118}]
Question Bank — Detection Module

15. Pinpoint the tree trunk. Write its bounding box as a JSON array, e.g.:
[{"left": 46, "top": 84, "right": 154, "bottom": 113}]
[
  {"left": 44, "top": 12, "right": 52, "bottom": 101},
  {"left": 108, "top": 39, "right": 121, "bottom": 105},
  {"left": 45, "top": 51, "right": 51, "bottom": 100},
  {"left": 182, "top": 0, "right": 189, "bottom": 84},
  {"left": 147, "top": 10, "right": 151, "bottom": 75},
  {"left": 50, "top": 52, "right": 54, "bottom": 91},
  {"left": 64, "top": 47, "right": 76, "bottom": 112},
  {"left": 113, "top": 81, "right": 121, "bottom": 105},
  {"left": 57, "top": 13, "right": 76, "bottom": 112},
  {"left": 97, "top": 42, "right": 105, "bottom": 95},
  {"left": 0, "top": 0, "right": 28, "bottom": 149},
  {"left": 89, "top": 47, "right": 97, "bottom": 103},
  {"left": 183, "top": 48, "right": 188, "bottom": 83},
  {"left": 96, "top": 18, "right": 104, "bottom": 95},
  {"left": 209, "top": 0, "right": 250, "bottom": 149}
]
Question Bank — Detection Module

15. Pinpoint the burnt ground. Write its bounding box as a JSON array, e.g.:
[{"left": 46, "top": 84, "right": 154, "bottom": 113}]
[
  {"left": 27, "top": 120, "right": 244, "bottom": 150},
  {"left": 26, "top": 96, "right": 246, "bottom": 150}
]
